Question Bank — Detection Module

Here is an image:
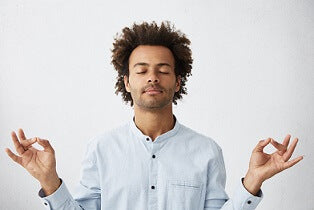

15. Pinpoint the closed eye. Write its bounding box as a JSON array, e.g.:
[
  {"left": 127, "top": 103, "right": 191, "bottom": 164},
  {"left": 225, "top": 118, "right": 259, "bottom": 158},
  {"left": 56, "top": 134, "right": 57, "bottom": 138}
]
[{"left": 135, "top": 71, "right": 169, "bottom": 74}]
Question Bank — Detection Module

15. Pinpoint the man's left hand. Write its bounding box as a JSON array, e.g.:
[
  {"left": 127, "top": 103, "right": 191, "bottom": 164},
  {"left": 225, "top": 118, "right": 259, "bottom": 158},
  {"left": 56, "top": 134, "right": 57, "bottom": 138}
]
[{"left": 243, "top": 134, "right": 303, "bottom": 195}]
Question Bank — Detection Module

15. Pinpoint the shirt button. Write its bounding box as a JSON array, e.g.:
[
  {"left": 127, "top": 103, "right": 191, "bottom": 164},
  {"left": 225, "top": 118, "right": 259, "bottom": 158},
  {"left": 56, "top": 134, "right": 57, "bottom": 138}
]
[
  {"left": 151, "top": 185, "right": 155, "bottom": 189},
  {"left": 146, "top": 137, "right": 150, "bottom": 141},
  {"left": 247, "top": 200, "right": 252, "bottom": 204},
  {"left": 44, "top": 202, "right": 48, "bottom": 206},
  {"left": 152, "top": 155, "right": 156, "bottom": 158}
]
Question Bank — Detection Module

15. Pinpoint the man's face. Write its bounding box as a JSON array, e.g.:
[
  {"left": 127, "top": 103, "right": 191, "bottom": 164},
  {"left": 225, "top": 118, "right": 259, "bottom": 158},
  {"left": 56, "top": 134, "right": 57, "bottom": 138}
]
[{"left": 124, "top": 45, "right": 181, "bottom": 110}]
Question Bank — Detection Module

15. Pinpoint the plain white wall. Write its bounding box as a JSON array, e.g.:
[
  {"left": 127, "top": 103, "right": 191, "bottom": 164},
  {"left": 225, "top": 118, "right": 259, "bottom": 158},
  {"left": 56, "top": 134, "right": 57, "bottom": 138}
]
[{"left": 1, "top": 0, "right": 313, "bottom": 209}]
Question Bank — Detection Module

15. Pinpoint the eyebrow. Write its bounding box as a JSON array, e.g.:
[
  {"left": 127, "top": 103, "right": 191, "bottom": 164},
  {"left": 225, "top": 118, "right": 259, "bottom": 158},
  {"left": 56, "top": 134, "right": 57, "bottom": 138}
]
[{"left": 133, "top": 62, "right": 172, "bottom": 68}]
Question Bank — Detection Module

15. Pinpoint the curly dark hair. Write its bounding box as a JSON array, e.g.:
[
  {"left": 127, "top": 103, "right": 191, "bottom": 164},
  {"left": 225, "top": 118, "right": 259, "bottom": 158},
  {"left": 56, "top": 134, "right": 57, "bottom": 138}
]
[{"left": 111, "top": 21, "right": 193, "bottom": 106}]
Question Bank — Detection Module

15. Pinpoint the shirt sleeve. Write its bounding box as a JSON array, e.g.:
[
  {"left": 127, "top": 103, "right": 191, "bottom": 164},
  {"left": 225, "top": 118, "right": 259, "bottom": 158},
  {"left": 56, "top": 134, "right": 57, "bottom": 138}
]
[
  {"left": 38, "top": 140, "right": 101, "bottom": 210},
  {"left": 39, "top": 179, "right": 84, "bottom": 209},
  {"left": 204, "top": 142, "right": 263, "bottom": 210}
]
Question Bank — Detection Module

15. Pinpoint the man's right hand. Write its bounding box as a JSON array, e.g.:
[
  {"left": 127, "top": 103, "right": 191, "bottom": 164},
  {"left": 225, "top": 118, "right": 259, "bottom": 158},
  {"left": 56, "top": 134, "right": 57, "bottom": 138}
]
[{"left": 5, "top": 128, "right": 61, "bottom": 196}]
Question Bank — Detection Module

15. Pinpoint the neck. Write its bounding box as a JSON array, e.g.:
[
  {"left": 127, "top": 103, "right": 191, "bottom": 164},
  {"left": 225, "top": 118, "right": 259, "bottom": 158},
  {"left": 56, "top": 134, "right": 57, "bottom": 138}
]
[{"left": 133, "top": 104, "right": 175, "bottom": 141}]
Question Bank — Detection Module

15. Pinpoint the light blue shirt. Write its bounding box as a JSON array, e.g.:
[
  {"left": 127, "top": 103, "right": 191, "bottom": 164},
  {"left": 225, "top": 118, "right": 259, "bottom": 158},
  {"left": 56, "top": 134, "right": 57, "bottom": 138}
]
[{"left": 39, "top": 115, "right": 263, "bottom": 209}]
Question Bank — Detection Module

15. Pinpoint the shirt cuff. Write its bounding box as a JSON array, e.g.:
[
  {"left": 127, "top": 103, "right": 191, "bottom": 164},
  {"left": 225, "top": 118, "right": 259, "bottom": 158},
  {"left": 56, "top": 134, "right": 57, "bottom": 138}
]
[
  {"left": 232, "top": 178, "right": 263, "bottom": 209},
  {"left": 38, "top": 178, "right": 74, "bottom": 209}
]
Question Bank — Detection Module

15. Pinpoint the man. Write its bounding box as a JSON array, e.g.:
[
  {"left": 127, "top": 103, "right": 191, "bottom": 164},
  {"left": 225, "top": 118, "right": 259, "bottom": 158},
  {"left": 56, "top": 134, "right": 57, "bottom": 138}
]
[{"left": 5, "top": 21, "right": 303, "bottom": 210}]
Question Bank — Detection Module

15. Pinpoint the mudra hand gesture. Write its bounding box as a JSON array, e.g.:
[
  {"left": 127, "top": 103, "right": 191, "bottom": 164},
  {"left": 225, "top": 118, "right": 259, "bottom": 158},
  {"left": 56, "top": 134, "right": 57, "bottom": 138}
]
[
  {"left": 5, "top": 128, "right": 61, "bottom": 195},
  {"left": 244, "top": 134, "right": 303, "bottom": 195}
]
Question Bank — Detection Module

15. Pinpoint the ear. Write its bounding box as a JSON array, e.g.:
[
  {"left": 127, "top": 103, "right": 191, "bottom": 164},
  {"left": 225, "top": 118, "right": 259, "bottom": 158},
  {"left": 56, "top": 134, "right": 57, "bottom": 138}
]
[
  {"left": 124, "top": 75, "right": 131, "bottom": 93},
  {"left": 175, "top": 75, "right": 181, "bottom": 92}
]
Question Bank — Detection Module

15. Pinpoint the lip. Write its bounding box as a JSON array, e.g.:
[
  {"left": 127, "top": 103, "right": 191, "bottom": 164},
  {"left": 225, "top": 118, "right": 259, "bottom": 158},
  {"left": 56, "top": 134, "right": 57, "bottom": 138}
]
[
  {"left": 144, "top": 88, "right": 163, "bottom": 95},
  {"left": 145, "top": 87, "right": 162, "bottom": 92},
  {"left": 145, "top": 90, "right": 162, "bottom": 95}
]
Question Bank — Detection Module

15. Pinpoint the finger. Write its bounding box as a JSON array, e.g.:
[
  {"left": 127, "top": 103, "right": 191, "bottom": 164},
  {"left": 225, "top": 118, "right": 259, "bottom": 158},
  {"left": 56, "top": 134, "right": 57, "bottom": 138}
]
[
  {"left": 5, "top": 148, "right": 22, "bottom": 165},
  {"left": 36, "top": 138, "right": 54, "bottom": 153},
  {"left": 254, "top": 138, "right": 271, "bottom": 152},
  {"left": 18, "top": 128, "right": 27, "bottom": 141},
  {"left": 283, "top": 138, "right": 299, "bottom": 161},
  {"left": 282, "top": 155, "right": 303, "bottom": 170},
  {"left": 270, "top": 139, "right": 287, "bottom": 155},
  {"left": 282, "top": 134, "right": 291, "bottom": 148},
  {"left": 11, "top": 131, "right": 25, "bottom": 155},
  {"left": 270, "top": 138, "right": 286, "bottom": 151},
  {"left": 20, "top": 137, "right": 37, "bottom": 149}
]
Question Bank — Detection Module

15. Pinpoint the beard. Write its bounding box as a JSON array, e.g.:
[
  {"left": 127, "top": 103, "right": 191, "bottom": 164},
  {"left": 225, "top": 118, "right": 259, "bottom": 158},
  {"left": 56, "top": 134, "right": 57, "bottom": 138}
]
[{"left": 130, "top": 84, "right": 176, "bottom": 110}]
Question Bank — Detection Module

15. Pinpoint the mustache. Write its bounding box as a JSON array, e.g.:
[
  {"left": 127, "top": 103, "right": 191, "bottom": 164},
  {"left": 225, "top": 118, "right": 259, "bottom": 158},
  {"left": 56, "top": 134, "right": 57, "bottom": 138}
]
[{"left": 142, "top": 85, "right": 164, "bottom": 92}]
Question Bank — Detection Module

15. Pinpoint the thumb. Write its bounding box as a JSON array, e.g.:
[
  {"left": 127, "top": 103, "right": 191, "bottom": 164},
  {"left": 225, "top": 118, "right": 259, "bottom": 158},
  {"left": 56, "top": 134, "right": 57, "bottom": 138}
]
[
  {"left": 254, "top": 138, "right": 271, "bottom": 153},
  {"left": 36, "top": 138, "right": 55, "bottom": 153}
]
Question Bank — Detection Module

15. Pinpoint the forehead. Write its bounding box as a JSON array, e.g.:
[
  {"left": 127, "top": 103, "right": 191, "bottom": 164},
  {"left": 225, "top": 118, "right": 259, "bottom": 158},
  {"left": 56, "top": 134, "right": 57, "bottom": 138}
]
[{"left": 128, "top": 45, "right": 175, "bottom": 66}]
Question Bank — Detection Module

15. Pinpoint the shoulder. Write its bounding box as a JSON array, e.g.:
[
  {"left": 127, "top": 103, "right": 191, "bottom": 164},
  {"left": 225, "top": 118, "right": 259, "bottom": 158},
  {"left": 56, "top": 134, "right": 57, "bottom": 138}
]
[
  {"left": 178, "top": 123, "right": 223, "bottom": 155},
  {"left": 84, "top": 121, "right": 130, "bottom": 153}
]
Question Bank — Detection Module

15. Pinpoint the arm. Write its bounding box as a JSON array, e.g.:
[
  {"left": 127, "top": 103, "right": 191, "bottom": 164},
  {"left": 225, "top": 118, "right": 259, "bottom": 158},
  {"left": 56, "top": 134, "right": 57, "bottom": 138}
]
[
  {"left": 204, "top": 134, "right": 303, "bottom": 210},
  {"left": 204, "top": 143, "right": 262, "bottom": 210},
  {"left": 39, "top": 139, "right": 101, "bottom": 209},
  {"left": 39, "top": 149, "right": 101, "bottom": 209}
]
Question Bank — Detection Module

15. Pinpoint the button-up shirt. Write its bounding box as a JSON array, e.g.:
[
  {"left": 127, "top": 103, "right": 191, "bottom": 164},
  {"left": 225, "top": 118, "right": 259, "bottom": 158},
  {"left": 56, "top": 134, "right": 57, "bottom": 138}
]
[{"left": 39, "top": 115, "right": 263, "bottom": 209}]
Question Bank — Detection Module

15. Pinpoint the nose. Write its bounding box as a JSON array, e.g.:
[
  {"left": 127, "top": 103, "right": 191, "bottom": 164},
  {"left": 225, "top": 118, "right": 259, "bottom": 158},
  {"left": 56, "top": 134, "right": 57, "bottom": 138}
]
[{"left": 147, "top": 71, "right": 159, "bottom": 83}]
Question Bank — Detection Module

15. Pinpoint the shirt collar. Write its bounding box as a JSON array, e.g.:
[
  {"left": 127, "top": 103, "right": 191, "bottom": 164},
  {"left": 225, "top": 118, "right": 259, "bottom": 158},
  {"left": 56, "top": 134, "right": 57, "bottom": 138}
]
[{"left": 129, "top": 114, "right": 181, "bottom": 143}]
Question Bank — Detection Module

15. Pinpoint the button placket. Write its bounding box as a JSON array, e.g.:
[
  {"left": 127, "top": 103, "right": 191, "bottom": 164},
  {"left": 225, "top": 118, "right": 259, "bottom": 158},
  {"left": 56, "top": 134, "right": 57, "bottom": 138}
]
[
  {"left": 148, "top": 144, "right": 158, "bottom": 210},
  {"left": 43, "top": 201, "right": 50, "bottom": 209}
]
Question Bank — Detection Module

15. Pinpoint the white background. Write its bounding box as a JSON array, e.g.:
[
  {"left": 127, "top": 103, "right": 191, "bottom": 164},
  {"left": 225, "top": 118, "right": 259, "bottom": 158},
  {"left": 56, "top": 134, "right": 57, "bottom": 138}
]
[{"left": 1, "top": 0, "right": 313, "bottom": 209}]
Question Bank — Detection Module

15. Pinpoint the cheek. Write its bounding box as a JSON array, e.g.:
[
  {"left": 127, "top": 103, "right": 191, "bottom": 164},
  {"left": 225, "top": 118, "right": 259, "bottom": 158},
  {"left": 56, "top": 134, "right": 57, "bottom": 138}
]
[{"left": 128, "top": 77, "right": 143, "bottom": 92}]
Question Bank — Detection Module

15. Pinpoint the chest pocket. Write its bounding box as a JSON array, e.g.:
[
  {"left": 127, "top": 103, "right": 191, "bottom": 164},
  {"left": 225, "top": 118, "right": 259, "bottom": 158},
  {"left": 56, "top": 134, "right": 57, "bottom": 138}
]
[{"left": 166, "top": 180, "right": 204, "bottom": 210}]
